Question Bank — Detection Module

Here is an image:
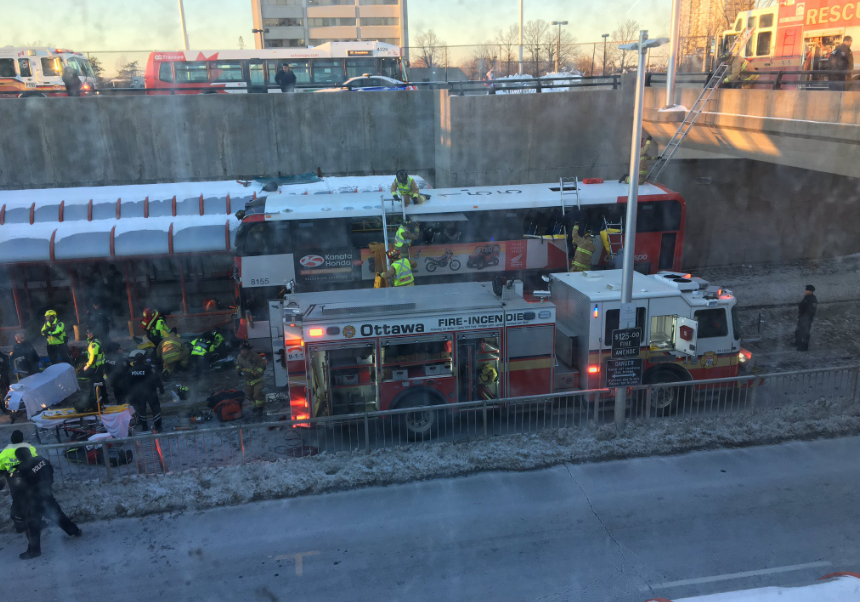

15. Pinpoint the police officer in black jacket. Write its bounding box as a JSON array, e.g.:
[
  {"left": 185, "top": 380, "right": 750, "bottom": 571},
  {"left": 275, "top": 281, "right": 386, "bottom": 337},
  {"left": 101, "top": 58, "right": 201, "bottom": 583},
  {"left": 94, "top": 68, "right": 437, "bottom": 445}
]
[
  {"left": 125, "top": 351, "right": 165, "bottom": 432},
  {"left": 15, "top": 447, "right": 81, "bottom": 559},
  {"left": 795, "top": 284, "right": 818, "bottom": 352}
]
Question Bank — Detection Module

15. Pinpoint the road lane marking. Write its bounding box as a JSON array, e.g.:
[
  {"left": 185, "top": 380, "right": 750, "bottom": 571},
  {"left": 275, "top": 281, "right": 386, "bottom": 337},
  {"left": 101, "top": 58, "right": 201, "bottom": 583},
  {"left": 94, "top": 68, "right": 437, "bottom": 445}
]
[
  {"left": 274, "top": 551, "right": 320, "bottom": 576},
  {"left": 640, "top": 560, "right": 833, "bottom": 591}
]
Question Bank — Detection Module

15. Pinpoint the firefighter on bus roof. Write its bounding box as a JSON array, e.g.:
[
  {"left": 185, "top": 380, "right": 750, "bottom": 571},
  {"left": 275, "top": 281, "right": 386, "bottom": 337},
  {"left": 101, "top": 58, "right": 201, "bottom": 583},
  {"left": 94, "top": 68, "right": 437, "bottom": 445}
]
[
  {"left": 391, "top": 170, "right": 425, "bottom": 206},
  {"left": 382, "top": 249, "right": 415, "bottom": 287}
]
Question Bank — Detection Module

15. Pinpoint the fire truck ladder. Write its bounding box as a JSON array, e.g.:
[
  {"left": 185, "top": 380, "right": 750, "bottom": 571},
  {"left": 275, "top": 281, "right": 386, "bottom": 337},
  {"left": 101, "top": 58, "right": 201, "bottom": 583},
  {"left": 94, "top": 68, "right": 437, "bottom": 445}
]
[{"left": 646, "top": 28, "right": 754, "bottom": 183}]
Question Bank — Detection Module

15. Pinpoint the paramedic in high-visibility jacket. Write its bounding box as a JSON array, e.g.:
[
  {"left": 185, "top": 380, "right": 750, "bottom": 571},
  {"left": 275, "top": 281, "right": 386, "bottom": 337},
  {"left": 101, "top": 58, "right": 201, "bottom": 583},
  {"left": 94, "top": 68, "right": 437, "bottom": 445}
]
[
  {"left": 82, "top": 325, "right": 107, "bottom": 409},
  {"left": 390, "top": 170, "right": 425, "bottom": 206},
  {"left": 382, "top": 249, "right": 415, "bottom": 287},
  {"left": 237, "top": 341, "right": 267, "bottom": 418},
  {"left": 40, "top": 310, "right": 72, "bottom": 366}
]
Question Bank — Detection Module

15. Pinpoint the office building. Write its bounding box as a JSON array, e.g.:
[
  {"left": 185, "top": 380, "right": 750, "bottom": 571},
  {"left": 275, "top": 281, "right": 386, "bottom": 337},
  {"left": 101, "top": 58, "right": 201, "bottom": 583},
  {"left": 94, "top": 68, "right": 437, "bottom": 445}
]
[{"left": 250, "top": 0, "right": 408, "bottom": 49}]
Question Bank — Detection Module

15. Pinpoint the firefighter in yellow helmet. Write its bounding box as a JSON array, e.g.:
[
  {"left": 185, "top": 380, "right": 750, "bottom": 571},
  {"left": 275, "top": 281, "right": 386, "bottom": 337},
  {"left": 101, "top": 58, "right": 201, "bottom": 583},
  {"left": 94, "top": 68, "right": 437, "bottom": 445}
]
[
  {"left": 81, "top": 325, "right": 107, "bottom": 410},
  {"left": 390, "top": 170, "right": 425, "bottom": 206},
  {"left": 477, "top": 362, "right": 499, "bottom": 400},
  {"left": 141, "top": 308, "right": 170, "bottom": 347},
  {"left": 40, "top": 310, "right": 72, "bottom": 365},
  {"left": 382, "top": 249, "right": 415, "bottom": 287},
  {"left": 157, "top": 332, "right": 189, "bottom": 380},
  {"left": 570, "top": 221, "right": 597, "bottom": 272}
]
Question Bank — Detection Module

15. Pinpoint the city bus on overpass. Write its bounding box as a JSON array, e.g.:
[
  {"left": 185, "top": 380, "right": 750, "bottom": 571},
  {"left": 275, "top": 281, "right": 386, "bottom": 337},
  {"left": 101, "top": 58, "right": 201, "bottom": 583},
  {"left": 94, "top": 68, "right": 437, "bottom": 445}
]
[
  {"left": 143, "top": 41, "right": 406, "bottom": 94},
  {"left": 233, "top": 179, "right": 688, "bottom": 342}
]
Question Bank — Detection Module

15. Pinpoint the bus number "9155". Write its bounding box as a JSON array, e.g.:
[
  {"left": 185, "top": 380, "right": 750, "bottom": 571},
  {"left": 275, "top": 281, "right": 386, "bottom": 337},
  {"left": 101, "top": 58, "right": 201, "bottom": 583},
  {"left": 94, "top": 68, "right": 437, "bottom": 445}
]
[{"left": 249, "top": 278, "right": 270, "bottom": 286}]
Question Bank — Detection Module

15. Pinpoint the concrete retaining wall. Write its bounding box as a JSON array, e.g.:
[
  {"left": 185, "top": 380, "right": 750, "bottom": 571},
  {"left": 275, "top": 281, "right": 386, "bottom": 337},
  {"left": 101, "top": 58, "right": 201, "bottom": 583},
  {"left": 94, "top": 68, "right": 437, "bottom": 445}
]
[{"left": 0, "top": 91, "right": 436, "bottom": 189}]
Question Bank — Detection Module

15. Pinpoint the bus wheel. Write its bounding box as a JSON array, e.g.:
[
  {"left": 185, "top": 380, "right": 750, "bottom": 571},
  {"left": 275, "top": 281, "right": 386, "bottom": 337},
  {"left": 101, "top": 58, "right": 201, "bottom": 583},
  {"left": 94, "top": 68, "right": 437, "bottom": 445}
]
[
  {"left": 644, "top": 370, "right": 689, "bottom": 417},
  {"left": 19, "top": 92, "right": 47, "bottom": 98}
]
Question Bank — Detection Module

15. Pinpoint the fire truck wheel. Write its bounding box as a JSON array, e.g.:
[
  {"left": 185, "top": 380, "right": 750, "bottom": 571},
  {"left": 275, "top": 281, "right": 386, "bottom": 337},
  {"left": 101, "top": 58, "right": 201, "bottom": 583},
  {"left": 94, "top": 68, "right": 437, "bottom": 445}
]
[
  {"left": 396, "top": 392, "right": 444, "bottom": 440},
  {"left": 644, "top": 370, "right": 690, "bottom": 417}
]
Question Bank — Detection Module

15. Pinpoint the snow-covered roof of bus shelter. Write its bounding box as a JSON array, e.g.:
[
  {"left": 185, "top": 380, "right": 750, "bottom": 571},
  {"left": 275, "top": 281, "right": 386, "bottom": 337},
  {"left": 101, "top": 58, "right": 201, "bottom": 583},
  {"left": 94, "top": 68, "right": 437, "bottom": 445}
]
[{"left": 261, "top": 181, "right": 670, "bottom": 221}]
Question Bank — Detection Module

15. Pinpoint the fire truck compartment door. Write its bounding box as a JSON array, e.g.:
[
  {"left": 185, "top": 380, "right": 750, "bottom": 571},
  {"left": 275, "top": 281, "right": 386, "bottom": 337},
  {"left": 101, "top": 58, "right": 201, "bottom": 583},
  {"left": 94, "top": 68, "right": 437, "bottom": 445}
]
[{"left": 673, "top": 316, "right": 698, "bottom": 357}]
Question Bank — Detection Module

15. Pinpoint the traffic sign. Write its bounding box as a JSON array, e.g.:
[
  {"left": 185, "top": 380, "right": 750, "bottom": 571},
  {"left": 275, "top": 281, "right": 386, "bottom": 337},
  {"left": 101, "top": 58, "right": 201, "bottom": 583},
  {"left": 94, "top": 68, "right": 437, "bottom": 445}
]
[
  {"left": 606, "top": 358, "right": 643, "bottom": 387},
  {"left": 611, "top": 327, "right": 643, "bottom": 359}
]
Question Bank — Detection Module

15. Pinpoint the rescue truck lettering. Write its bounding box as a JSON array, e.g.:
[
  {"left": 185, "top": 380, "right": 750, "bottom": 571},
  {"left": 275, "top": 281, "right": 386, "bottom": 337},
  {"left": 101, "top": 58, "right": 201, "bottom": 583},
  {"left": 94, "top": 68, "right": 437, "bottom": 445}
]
[{"left": 360, "top": 323, "right": 426, "bottom": 336}]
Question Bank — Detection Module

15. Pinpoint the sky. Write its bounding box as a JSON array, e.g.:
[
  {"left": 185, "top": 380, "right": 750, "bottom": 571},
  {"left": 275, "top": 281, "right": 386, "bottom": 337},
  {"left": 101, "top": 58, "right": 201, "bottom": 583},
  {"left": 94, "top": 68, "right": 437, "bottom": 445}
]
[{"left": 0, "top": 0, "right": 672, "bottom": 51}]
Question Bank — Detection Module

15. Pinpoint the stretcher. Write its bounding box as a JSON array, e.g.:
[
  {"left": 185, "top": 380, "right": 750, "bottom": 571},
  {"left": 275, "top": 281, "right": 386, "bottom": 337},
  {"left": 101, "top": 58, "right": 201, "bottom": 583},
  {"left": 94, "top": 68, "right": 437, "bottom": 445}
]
[
  {"left": 31, "top": 404, "right": 136, "bottom": 444},
  {"left": 4, "top": 364, "right": 79, "bottom": 420}
]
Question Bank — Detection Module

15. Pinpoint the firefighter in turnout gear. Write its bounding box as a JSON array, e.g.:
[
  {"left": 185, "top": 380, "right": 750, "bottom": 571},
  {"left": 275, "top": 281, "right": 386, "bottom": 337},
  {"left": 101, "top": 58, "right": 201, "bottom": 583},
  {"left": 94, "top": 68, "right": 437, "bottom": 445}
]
[
  {"left": 141, "top": 308, "right": 170, "bottom": 347},
  {"left": 570, "top": 222, "right": 597, "bottom": 272},
  {"left": 237, "top": 341, "right": 266, "bottom": 417},
  {"left": 14, "top": 447, "right": 81, "bottom": 560},
  {"left": 390, "top": 170, "right": 425, "bottom": 206},
  {"left": 190, "top": 331, "right": 225, "bottom": 377},
  {"left": 125, "top": 351, "right": 164, "bottom": 432},
  {"left": 40, "top": 310, "right": 72, "bottom": 365},
  {"left": 82, "top": 325, "right": 107, "bottom": 409},
  {"left": 394, "top": 217, "right": 420, "bottom": 250},
  {"left": 157, "top": 332, "right": 189, "bottom": 380},
  {"left": 382, "top": 249, "right": 415, "bottom": 287}
]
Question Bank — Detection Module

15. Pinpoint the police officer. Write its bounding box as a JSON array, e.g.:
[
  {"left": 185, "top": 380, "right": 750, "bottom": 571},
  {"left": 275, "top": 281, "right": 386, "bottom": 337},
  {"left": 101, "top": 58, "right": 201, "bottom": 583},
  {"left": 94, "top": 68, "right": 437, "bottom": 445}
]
[
  {"left": 390, "top": 170, "right": 425, "bottom": 206},
  {"left": 394, "top": 217, "right": 420, "bottom": 251},
  {"left": 82, "top": 325, "right": 107, "bottom": 409},
  {"left": 15, "top": 447, "right": 81, "bottom": 559},
  {"left": 795, "top": 285, "right": 818, "bottom": 352},
  {"left": 0, "top": 430, "right": 37, "bottom": 535},
  {"left": 103, "top": 342, "right": 129, "bottom": 405},
  {"left": 382, "top": 249, "right": 415, "bottom": 287},
  {"left": 125, "top": 351, "right": 165, "bottom": 432},
  {"left": 41, "top": 310, "right": 72, "bottom": 365}
]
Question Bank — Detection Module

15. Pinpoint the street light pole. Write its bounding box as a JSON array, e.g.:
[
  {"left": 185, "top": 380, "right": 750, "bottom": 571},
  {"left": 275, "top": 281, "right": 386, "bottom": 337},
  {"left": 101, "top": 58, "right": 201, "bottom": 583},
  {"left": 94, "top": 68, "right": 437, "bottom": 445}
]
[
  {"left": 518, "top": 0, "right": 524, "bottom": 74},
  {"left": 177, "top": 0, "right": 190, "bottom": 50},
  {"left": 602, "top": 33, "right": 609, "bottom": 75},
  {"left": 252, "top": 28, "right": 268, "bottom": 49},
  {"left": 615, "top": 30, "right": 669, "bottom": 426},
  {"left": 552, "top": 21, "right": 568, "bottom": 73},
  {"left": 665, "top": 0, "right": 682, "bottom": 107}
]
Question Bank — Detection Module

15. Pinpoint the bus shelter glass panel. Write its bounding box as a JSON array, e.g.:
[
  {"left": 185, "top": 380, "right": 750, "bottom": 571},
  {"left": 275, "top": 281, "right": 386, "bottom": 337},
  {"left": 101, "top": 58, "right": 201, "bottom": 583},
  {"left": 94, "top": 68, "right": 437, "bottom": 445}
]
[
  {"left": 381, "top": 335, "right": 453, "bottom": 382},
  {"left": 457, "top": 331, "right": 501, "bottom": 401},
  {"left": 309, "top": 342, "right": 377, "bottom": 416}
]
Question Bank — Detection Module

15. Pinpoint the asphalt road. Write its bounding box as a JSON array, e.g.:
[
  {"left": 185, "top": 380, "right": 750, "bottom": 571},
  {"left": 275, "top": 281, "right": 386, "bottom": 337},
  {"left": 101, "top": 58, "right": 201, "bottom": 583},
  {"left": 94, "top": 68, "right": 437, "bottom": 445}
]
[{"left": 2, "top": 436, "right": 859, "bottom": 602}]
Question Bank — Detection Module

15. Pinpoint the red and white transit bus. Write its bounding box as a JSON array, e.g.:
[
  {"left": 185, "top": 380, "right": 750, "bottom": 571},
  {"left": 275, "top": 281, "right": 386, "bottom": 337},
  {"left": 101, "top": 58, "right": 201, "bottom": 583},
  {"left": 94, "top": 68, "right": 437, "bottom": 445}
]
[
  {"left": 143, "top": 41, "right": 405, "bottom": 94},
  {"left": 234, "top": 179, "right": 688, "bottom": 342}
]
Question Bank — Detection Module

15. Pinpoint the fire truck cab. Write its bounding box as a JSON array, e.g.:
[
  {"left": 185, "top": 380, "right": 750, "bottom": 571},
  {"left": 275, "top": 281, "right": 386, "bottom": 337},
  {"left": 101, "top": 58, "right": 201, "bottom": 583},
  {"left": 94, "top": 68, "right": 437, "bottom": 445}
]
[
  {"left": 551, "top": 270, "right": 748, "bottom": 408},
  {"left": 270, "top": 281, "right": 556, "bottom": 436}
]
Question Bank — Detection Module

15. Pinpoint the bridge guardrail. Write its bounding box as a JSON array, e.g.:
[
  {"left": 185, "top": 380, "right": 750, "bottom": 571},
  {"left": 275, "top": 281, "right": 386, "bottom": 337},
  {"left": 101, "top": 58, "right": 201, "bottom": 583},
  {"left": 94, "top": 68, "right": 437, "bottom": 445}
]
[
  {"left": 645, "top": 69, "right": 860, "bottom": 90},
  {"left": 26, "top": 364, "right": 860, "bottom": 487}
]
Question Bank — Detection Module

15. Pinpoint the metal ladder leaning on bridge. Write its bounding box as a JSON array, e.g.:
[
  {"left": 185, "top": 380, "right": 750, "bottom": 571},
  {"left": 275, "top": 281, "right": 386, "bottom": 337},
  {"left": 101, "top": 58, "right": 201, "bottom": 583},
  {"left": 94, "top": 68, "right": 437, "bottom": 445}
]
[{"left": 646, "top": 28, "right": 755, "bottom": 183}]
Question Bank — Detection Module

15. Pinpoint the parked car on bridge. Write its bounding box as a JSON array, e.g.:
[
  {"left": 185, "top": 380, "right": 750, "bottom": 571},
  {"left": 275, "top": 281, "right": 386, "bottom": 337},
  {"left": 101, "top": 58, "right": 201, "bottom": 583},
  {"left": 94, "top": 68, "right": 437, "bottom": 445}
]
[{"left": 316, "top": 74, "right": 415, "bottom": 92}]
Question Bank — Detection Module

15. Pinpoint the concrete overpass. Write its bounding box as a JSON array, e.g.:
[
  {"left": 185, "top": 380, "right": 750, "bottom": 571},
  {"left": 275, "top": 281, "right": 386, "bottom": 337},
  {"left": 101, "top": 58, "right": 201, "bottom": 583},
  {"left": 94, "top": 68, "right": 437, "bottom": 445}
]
[{"left": 643, "top": 87, "right": 860, "bottom": 179}]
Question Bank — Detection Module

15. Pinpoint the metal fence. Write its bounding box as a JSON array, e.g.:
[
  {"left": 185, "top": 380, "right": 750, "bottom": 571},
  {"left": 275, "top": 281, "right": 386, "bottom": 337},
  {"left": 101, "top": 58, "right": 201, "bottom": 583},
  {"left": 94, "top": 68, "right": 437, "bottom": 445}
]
[
  {"left": 646, "top": 69, "right": 860, "bottom": 91},
  {"left": 29, "top": 365, "right": 860, "bottom": 487}
]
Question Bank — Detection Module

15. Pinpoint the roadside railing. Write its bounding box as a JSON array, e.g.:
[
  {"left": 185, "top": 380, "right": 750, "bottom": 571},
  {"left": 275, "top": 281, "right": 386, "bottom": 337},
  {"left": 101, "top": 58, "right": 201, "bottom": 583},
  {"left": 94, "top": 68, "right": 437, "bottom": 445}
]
[
  {"left": 645, "top": 69, "right": 860, "bottom": 91},
  {"left": 30, "top": 364, "right": 860, "bottom": 486}
]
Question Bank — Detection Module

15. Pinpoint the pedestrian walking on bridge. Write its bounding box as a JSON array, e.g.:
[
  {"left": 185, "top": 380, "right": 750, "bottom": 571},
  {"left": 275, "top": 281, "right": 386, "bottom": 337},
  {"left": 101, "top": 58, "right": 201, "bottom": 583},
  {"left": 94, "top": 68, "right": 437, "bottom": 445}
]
[{"left": 795, "top": 285, "right": 818, "bottom": 352}]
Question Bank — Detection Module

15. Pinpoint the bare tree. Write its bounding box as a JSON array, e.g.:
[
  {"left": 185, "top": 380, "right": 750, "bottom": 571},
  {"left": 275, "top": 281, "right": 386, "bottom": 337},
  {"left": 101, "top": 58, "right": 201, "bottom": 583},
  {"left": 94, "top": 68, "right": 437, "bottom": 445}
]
[
  {"left": 413, "top": 29, "right": 446, "bottom": 69},
  {"left": 574, "top": 53, "right": 594, "bottom": 76},
  {"left": 610, "top": 19, "right": 641, "bottom": 73},
  {"left": 523, "top": 19, "right": 551, "bottom": 76},
  {"left": 544, "top": 30, "right": 579, "bottom": 73},
  {"left": 461, "top": 44, "right": 497, "bottom": 80},
  {"left": 495, "top": 25, "right": 520, "bottom": 76}
]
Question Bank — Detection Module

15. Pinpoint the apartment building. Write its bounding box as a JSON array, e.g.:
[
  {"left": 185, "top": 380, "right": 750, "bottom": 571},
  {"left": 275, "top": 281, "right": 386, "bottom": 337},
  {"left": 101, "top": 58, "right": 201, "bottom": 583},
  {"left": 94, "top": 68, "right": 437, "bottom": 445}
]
[{"left": 250, "top": 0, "right": 408, "bottom": 49}]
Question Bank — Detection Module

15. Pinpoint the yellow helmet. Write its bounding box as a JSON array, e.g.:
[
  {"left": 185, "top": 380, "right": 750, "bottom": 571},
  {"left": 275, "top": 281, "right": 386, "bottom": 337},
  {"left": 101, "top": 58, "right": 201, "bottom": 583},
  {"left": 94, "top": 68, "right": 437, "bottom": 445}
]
[{"left": 45, "top": 310, "right": 58, "bottom": 320}]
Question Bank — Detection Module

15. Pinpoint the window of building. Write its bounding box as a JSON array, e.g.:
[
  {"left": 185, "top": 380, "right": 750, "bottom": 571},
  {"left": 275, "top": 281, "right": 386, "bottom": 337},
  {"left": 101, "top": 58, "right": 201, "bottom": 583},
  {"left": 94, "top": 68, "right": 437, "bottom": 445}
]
[
  {"left": 262, "top": 18, "right": 303, "bottom": 27},
  {"left": 756, "top": 31, "right": 772, "bottom": 56},
  {"left": 268, "top": 59, "right": 310, "bottom": 83},
  {"left": 312, "top": 59, "right": 345, "bottom": 84},
  {"left": 360, "top": 0, "right": 398, "bottom": 5},
  {"left": 0, "top": 59, "right": 15, "bottom": 77},
  {"left": 41, "top": 57, "right": 62, "bottom": 77},
  {"left": 210, "top": 61, "right": 244, "bottom": 82},
  {"left": 378, "top": 38, "right": 399, "bottom": 46},
  {"left": 266, "top": 39, "right": 306, "bottom": 48},
  {"left": 759, "top": 14, "right": 774, "bottom": 28},
  {"left": 174, "top": 61, "right": 209, "bottom": 83},
  {"left": 158, "top": 62, "right": 174, "bottom": 83},
  {"left": 694, "top": 309, "right": 728, "bottom": 338},
  {"left": 17, "top": 59, "right": 32, "bottom": 77},
  {"left": 262, "top": 0, "right": 302, "bottom": 5},
  {"left": 361, "top": 17, "right": 399, "bottom": 26},
  {"left": 308, "top": 17, "right": 357, "bottom": 27},
  {"left": 309, "top": 0, "right": 355, "bottom": 5}
]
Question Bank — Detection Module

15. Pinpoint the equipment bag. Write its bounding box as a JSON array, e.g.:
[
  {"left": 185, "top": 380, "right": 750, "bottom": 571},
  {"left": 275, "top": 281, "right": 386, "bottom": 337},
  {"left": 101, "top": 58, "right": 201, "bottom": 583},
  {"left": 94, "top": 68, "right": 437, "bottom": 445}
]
[
  {"left": 213, "top": 399, "right": 243, "bottom": 422},
  {"left": 206, "top": 389, "right": 243, "bottom": 409}
]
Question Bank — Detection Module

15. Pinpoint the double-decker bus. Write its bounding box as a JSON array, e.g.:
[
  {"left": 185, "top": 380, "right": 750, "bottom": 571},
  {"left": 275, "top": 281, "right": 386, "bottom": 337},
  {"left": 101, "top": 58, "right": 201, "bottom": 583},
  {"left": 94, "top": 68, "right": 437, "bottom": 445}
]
[
  {"left": 719, "top": 0, "right": 860, "bottom": 84},
  {"left": 0, "top": 47, "right": 97, "bottom": 98},
  {"left": 144, "top": 41, "right": 405, "bottom": 94},
  {"left": 233, "top": 179, "right": 688, "bottom": 342}
]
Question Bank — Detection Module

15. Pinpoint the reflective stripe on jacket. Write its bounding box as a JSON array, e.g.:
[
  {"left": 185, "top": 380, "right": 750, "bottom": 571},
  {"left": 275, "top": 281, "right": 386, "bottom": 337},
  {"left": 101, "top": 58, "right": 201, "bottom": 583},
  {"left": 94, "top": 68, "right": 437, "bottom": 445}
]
[
  {"left": 394, "top": 225, "right": 411, "bottom": 248},
  {"left": 392, "top": 258, "right": 415, "bottom": 286},
  {"left": 391, "top": 176, "right": 419, "bottom": 198},
  {"left": 86, "top": 338, "right": 105, "bottom": 369},
  {"left": 570, "top": 232, "right": 596, "bottom": 271},
  {"left": 41, "top": 320, "right": 66, "bottom": 345}
]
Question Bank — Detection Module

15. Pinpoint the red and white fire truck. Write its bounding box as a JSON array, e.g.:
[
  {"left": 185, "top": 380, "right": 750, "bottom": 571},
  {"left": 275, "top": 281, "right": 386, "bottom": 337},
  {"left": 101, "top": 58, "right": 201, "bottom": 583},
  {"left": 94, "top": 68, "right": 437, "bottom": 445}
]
[{"left": 270, "top": 269, "right": 751, "bottom": 436}]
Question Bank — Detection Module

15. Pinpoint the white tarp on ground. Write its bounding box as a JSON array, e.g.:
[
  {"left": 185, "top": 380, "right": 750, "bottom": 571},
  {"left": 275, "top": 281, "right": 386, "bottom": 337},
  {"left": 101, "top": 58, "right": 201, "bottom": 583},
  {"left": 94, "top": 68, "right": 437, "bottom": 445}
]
[
  {"left": 670, "top": 575, "right": 860, "bottom": 601},
  {"left": 3, "top": 363, "right": 79, "bottom": 418}
]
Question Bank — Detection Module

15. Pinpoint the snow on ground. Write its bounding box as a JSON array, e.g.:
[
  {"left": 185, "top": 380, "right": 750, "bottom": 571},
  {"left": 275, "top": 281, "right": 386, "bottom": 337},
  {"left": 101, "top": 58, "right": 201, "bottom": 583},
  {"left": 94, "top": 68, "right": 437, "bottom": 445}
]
[
  {"left": 7, "top": 394, "right": 856, "bottom": 529},
  {"left": 495, "top": 71, "right": 583, "bottom": 94}
]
